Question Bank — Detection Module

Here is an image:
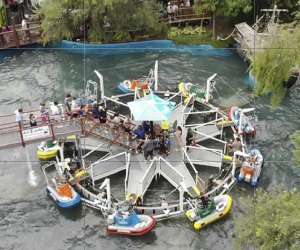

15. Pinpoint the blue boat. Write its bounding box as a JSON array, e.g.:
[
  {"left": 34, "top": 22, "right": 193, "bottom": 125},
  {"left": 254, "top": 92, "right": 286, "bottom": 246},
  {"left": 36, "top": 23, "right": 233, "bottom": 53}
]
[{"left": 42, "top": 162, "right": 81, "bottom": 209}]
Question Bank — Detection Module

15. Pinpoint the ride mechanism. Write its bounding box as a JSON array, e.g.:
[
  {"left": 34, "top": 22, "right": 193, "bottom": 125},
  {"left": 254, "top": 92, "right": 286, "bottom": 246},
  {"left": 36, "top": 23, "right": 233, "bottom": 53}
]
[{"left": 0, "top": 62, "right": 264, "bottom": 235}]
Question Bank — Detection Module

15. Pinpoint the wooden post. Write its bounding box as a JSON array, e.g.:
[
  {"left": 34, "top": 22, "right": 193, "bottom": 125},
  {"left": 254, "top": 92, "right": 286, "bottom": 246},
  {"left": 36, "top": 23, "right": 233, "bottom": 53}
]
[{"left": 11, "top": 17, "right": 20, "bottom": 48}]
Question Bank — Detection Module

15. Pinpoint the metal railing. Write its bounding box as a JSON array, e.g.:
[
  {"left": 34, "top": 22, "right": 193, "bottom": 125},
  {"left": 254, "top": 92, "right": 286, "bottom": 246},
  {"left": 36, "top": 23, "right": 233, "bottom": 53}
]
[
  {"left": 159, "top": 156, "right": 184, "bottom": 188},
  {"left": 0, "top": 21, "right": 41, "bottom": 49},
  {"left": 139, "top": 157, "right": 157, "bottom": 195},
  {"left": 89, "top": 151, "right": 128, "bottom": 186}
]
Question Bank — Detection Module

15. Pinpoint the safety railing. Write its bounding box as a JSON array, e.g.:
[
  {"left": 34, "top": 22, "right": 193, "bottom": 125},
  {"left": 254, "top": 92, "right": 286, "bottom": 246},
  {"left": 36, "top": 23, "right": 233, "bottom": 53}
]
[
  {"left": 0, "top": 115, "right": 84, "bottom": 149},
  {"left": 83, "top": 116, "right": 142, "bottom": 151},
  {"left": 0, "top": 21, "right": 41, "bottom": 49},
  {"left": 182, "top": 147, "right": 198, "bottom": 181},
  {"left": 139, "top": 157, "right": 158, "bottom": 196},
  {"left": 159, "top": 156, "right": 184, "bottom": 188},
  {"left": 124, "top": 153, "right": 131, "bottom": 195},
  {"left": 185, "top": 145, "right": 223, "bottom": 169},
  {"left": 89, "top": 151, "right": 128, "bottom": 186}
]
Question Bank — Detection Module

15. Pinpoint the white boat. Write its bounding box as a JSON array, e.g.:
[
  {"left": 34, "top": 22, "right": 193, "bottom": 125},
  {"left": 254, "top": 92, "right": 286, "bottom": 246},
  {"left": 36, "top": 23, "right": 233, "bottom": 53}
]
[
  {"left": 118, "top": 61, "right": 158, "bottom": 94},
  {"left": 237, "top": 148, "right": 264, "bottom": 187},
  {"left": 229, "top": 106, "right": 256, "bottom": 135}
]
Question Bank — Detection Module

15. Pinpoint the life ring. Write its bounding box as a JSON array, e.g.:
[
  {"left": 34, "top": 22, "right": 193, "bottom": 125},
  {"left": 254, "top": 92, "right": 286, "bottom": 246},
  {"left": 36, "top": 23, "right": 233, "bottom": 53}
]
[
  {"left": 216, "top": 201, "right": 226, "bottom": 212},
  {"left": 123, "top": 80, "right": 131, "bottom": 89}
]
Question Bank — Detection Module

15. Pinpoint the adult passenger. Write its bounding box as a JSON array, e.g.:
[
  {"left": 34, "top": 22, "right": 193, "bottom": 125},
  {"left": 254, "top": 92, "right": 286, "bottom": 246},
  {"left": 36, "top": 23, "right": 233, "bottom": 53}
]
[
  {"left": 227, "top": 137, "right": 242, "bottom": 156},
  {"left": 64, "top": 93, "right": 72, "bottom": 112},
  {"left": 133, "top": 125, "right": 145, "bottom": 140},
  {"left": 92, "top": 103, "right": 101, "bottom": 120},
  {"left": 99, "top": 107, "right": 108, "bottom": 123},
  {"left": 39, "top": 102, "right": 48, "bottom": 123},
  {"left": 50, "top": 101, "right": 61, "bottom": 122},
  {"left": 142, "top": 121, "right": 150, "bottom": 134},
  {"left": 15, "top": 108, "right": 24, "bottom": 123},
  {"left": 186, "top": 128, "right": 194, "bottom": 151},
  {"left": 22, "top": 16, "right": 30, "bottom": 42},
  {"left": 174, "top": 126, "right": 183, "bottom": 151},
  {"left": 143, "top": 136, "right": 156, "bottom": 161}
]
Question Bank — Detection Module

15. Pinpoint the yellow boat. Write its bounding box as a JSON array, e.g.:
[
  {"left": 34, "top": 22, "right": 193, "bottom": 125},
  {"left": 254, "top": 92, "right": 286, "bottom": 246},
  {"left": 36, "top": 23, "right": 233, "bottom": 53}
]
[
  {"left": 37, "top": 140, "right": 59, "bottom": 160},
  {"left": 186, "top": 194, "right": 233, "bottom": 230}
]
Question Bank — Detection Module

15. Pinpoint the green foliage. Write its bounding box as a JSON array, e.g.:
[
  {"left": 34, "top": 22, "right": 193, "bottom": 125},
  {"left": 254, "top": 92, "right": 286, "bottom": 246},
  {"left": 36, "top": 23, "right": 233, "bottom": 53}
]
[
  {"left": 193, "top": 0, "right": 252, "bottom": 17},
  {"left": 36, "top": 0, "right": 167, "bottom": 44},
  {"left": 252, "top": 27, "right": 300, "bottom": 108},
  {"left": 168, "top": 26, "right": 206, "bottom": 38},
  {"left": 234, "top": 188, "right": 300, "bottom": 250},
  {"left": 292, "top": 1, "right": 300, "bottom": 25},
  {"left": 290, "top": 130, "right": 300, "bottom": 165}
]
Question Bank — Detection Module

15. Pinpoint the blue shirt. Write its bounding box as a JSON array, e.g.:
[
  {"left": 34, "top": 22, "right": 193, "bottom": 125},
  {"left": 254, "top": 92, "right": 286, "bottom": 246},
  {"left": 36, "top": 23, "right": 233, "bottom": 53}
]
[{"left": 133, "top": 127, "right": 145, "bottom": 140}]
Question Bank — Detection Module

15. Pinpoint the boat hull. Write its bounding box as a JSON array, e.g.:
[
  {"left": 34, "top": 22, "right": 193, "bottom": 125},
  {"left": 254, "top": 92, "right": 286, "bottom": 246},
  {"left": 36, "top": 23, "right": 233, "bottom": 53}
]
[
  {"left": 46, "top": 186, "right": 81, "bottom": 208},
  {"left": 106, "top": 215, "right": 156, "bottom": 236},
  {"left": 37, "top": 149, "right": 58, "bottom": 160},
  {"left": 118, "top": 81, "right": 133, "bottom": 94}
]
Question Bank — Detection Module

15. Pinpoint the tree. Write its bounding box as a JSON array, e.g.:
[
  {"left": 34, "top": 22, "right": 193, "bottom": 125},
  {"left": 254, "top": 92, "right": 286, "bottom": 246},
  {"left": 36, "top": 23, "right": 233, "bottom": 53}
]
[
  {"left": 36, "top": 0, "right": 167, "bottom": 44},
  {"left": 234, "top": 188, "right": 300, "bottom": 250},
  {"left": 192, "top": 0, "right": 252, "bottom": 38},
  {"left": 252, "top": 26, "right": 300, "bottom": 108}
]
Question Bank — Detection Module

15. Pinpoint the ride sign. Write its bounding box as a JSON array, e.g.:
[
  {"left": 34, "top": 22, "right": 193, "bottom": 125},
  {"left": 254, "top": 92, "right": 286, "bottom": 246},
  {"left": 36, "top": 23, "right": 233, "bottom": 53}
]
[{"left": 22, "top": 126, "right": 50, "bottom": 141}]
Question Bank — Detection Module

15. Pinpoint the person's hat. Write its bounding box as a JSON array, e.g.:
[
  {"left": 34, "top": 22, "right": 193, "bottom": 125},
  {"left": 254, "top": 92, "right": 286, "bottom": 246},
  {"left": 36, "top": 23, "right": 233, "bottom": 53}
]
[
  {"left": 168, "top": 2, "right": 171, "bottom": 5},
  {"left": 24, "top": 14, "right": 29, "bottom": 19}
]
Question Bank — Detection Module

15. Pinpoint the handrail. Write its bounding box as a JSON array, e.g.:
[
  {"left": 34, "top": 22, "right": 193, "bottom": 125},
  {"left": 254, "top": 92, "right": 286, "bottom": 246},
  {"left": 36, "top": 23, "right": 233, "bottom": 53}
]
[
  {"left": 83, "top": 146, "right": 108, "bottom": 160},
  {"left": 159, "top": 156, "right": 184, "bottom": 180},
  {"left": 140, "top": 157, "right": 157, "bottom": 186},
  {"left": 193, "top": 117, "right": 223, "bottom": 129},
  {"left": 103, "top": 95, "right": 129, "bottom": 107},
  {"left": 90, "top": 151, "right": 127, "bottom": 167},
  {"left": 194, "top": 130, "right": 227, "bottom": 144},
  {"left": 167, "top": 90, "right": 182, "bottom": 102},
  {"left": 183, "top": 109, "right": 218, "bottom": 116},
  {"left": 42, "top": 161, "right": 56, "bottom": 186},
  {"left": 182, "top": 147, "right": 198, "bottom": 176},
  {"left": 124, "top": 153, "right": 131, "bottom": 195}
]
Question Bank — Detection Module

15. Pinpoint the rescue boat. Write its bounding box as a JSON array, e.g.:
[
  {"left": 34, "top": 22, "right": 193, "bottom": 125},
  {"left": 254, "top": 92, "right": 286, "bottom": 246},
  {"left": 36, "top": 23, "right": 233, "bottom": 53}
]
[
  {"left": 186, "top": 194, "right": 233, "bottom": 230},
  {"left": 106, "top": 209, "right": 156, "bottom": 236}
]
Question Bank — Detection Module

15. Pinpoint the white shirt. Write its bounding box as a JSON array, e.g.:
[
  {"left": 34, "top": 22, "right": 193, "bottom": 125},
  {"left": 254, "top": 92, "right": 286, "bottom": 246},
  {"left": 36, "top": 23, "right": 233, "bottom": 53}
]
[
  {"left": 50, "top": 105, "right": 61, "bottom": 121},
  {"left": 71, "top": 100, "right": 79, "bottom": 110},
  {"left": 15, "top": 110, "right": 24, "bottom": 122},
  {"left": 22, "top": 19, "right": 28, "bottom": 29}
]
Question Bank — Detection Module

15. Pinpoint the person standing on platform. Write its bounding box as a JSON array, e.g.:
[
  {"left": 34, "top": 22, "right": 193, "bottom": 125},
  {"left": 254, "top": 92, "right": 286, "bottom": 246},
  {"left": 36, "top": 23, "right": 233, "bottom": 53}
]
[{"left": 174, "top": 126, "right": 183, "bottom": 151}]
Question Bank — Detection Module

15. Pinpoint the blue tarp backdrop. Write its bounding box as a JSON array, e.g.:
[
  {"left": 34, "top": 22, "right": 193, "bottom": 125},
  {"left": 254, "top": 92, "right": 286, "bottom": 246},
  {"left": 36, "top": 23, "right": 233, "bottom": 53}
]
[
  {"left": 53, "top": 39, "right": 233, "bottom": 57},
  {"left": 0, "top": 40, "right": 233, "bottom": 61}
]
